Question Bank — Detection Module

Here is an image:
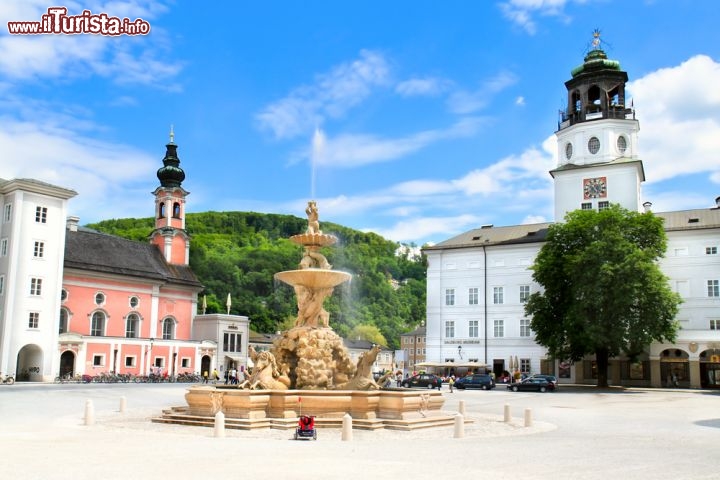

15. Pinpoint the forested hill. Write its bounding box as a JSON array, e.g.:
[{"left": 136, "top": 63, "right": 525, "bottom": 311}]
[{"left": 86, "top": 211, "right": 427, "bottom": 349}]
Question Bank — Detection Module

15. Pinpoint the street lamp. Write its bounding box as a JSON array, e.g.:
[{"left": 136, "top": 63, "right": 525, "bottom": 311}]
[{"left": 457, "top": 345, "right": 463, "bottom": 360}]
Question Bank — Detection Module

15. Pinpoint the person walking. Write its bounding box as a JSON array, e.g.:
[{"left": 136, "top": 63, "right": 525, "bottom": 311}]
[
  {"left": 437, "top": 376, "right": 442, "bottom": 390},
  {"left": 212, "top": 368, "right": 219, "bottom": 384},
  {"left": 202, "top": 370, "right": 209, "bottom": 384},
  {"left": 449, "top": 375, "right": 455, "bottom": 393}
]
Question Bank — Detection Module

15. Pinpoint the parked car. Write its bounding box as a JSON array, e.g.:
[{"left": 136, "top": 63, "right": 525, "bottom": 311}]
[
  {"left": 529, "top": 374, "right": 558, "bottom": 389},
  {"left": 401, "top": 374, "right": 439, "bottom": 389},
  {"left": 454, "top": 374, "right": 495, "bottom": 390},
  {"left": 507, "top": 377, "right": 555, "bottom": 392}
]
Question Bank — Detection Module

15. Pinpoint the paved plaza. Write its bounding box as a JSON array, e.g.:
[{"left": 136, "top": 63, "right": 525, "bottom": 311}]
[{"left": 1, "top": 383, "right": 718, "bottom": 479}]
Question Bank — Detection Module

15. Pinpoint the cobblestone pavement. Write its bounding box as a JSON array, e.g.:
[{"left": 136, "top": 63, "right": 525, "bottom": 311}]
[{"left": 1, "top": 383, "right": 718, "bottom": 479}]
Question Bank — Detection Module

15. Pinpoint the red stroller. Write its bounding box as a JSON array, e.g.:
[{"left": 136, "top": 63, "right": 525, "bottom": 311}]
[{"left": 294, "top": 415, "right": 317, "bottom": 440}]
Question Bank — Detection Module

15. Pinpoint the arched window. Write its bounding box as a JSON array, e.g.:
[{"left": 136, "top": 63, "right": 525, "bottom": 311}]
[
  {"left": 172, "top": 202, "right": 181, "bottom": 218},
  {"left": 126, "top": 314, "right": 139, "bottom": 338},
  {"left": 162, "top": 318, "right": 175, "bottom": 340},
  {"left": 58, "top": 308, "right": 68, "bottom": 334},
  {"left": 159, "top": 202, "right": 166, "bottom": 218},
  {"left": 91, "top": 312, "right": 105, "bottom": 336}
]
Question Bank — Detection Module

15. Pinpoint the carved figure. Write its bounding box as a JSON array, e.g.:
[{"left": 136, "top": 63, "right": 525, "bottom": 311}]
[
  {"left": 294, "top": 285, "right": 334, "bottom": 328},
  {"left": 333, "top": 345, "right": 383, "bottom": 390},
  {"left": 306, "top": 201, "right": 321, "bottom": 234},
  {"left": 238, "top": 350, "right": 290, "bottom": 390},
  {"left": 299, "top": 247, "right": 332, "bottom": 270}
]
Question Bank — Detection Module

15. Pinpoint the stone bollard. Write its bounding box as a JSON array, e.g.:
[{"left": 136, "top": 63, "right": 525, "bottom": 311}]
[
  {"left": 503, "top": 404, "right": 511, "bottom": 423},
  {"left": 341, "top": 413, "right": 353, "bottom": 441},
  {"left": 119, "top": 396, "right": 127, "bottom": 413},
  {"left": 524, "top": 408, "right": 533, "bottom": 427},
  {"left": 458, "top": 399, "right": 466, "bottom": 417},
  {"left": 84, "top": 399, "right": 95, "bottom": 426},
  {"left": 453, "top": 413, "right": 465, "bottom": 438},
  {"left": 214, "top": 411, "right": 225, "bottom": 438}
]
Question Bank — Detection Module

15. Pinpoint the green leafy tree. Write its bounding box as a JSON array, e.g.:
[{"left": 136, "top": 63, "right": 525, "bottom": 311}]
[
  {"left": 525, "top": 205, "right": 681, "bottom": 387},
  {"left": 349, "top": 324, "right": 387, "bottom": 346}
]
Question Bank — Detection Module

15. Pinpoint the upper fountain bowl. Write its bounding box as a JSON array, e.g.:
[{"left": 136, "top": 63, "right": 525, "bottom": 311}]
[
  {"left": 274, "top": 269, "right": 351, "bottom": 289},
  {"left": 289, "top": 232, "right": 338, "bottom": 248}
]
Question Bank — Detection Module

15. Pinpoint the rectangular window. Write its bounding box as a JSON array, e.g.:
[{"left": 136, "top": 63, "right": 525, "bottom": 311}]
[
  {"left": 519, "top": 285, "right": 530, "bottom": 303},
  {"left": 493, "top": 319, "right": 504, "bottom": 338},
  {"left": 581, "top": 202, "right": 592, "bottom": 210},
  {"left": 93, "top": 355, "right": 104, "bottom": 367},
  {"left": 710, "top": 320, "right": 720, "bottom": 330},
  {"left": 493, "top": 287, "right": 504, "bottom": 304},
  {"left": 520, "top": 358, "right": 531, "bottom": 373},
  {"left": 598, "top": 201, "right": 610, "bottom": 211},
  {"left": 30, "top": 277, "right": 42, "bottom": 296},
  {"left": 445, "top": 288, "right": 455, "bottom": 306},
  {"left": 124, "top": 357, "right": 136, "bottom": 367},
  {"left": 28, "top": 312, "right": 39, "bottom": 328},
  {"left": 445, "top": 320, "right": 455, "bottom": 338},
  {"left": 468, "top": 287, "right": 479, "bottom": 305},
  {"left": 707, "top": 246, "right": 718, "bottom": 255},
  {"left": 35, "top": 206, "right": 47, "bottom": 223},
  {"left": 3, "top": 204, "right": 11, "bottom": 222},
  {"left": 469, "top": 320, "right": 479, "bottom": 337},
  {"left": 0, "top": 238, "right": 7, "bottom": 257},
  {"left": 708, "top": 280, "right": 720, "bottom": 298},
  {"left": 223, "top": 332, "right": 242, "bottom": 353},
  {"left": 181, "top": 358, "right": 191, "bottom": 368},
  {"left": 33, "top": 241, "right": 44, "bottom": 258},
  {"left": 520, "top": 318, "right": 531, "bottom": 337}
]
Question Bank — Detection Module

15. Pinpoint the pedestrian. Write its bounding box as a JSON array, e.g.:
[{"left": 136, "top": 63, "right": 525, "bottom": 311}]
[
  {"left": 395, "top": 371, "right": 402, "bottom": 388},
  {"left": 224, "top": 369, "right": 229, "bottom": 385},
  {"left": 202, "top": 370, "right": 209, "bottom": 384},
  {"left": 230, "top": 367, "right": 237, "bottom": 385},
  {"left": 437, "top": 375, "right": 442, "bottom": 390},
  {"left": 672, "top": 372, "right": 678, "bottom": 387},
  {"left": 212, "top": 368, "right": 219, "bottom": 383},
  {"left": 449, "top": 375, "right": 455, "bottom": 393}
]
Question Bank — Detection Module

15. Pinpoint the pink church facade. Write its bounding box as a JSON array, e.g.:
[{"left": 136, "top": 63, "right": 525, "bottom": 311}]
[{"left": 56, "top": 136, "right": 210, "bottom": 380}]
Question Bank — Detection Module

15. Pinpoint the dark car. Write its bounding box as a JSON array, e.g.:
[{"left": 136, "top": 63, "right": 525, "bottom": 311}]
[
  {"left": 507, "top": 377, "right": 555, "bottom": 392},
  {"left": 401, "top": 374, "right": 439, "bottom": 389},
  {"left": 529, "top": 374, "right": 558, "bottom": 389},
  {"left": 454, "top": 374, "right": 495, "bottom": 390}
]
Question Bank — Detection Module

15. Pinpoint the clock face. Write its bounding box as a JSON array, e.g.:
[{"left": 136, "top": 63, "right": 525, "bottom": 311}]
[{"left": 583, "top": 177, "right": 607, "bottom": 199}]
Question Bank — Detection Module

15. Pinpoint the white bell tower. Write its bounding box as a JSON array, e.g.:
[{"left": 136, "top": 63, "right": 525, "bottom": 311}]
[{"left": 551, "top": 31, "right": 644, "bottom": 221}]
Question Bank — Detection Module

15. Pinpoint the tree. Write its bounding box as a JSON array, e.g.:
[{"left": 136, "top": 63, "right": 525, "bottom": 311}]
[
  {"left": 525, "top": 204, "right": 681, "bottom": 387},
  {"left": 349, "top": 324, "right": 387, "bottom": 346}
]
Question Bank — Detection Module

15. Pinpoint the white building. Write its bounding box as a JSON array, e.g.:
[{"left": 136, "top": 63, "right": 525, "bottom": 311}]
[
  {"left": 0, "top": 179, "right": 77, "bottom": 381},
  {"left": 424, "top": 44, "right": 720, "bottom": 388}
]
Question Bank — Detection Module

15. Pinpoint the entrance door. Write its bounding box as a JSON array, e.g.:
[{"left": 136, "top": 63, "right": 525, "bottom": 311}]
[
  {"left": 200, "top": 355, "right": 211, "bottom": 378},
  {"left": 59, "top": 351, "right": 75, "bottom": 377}
]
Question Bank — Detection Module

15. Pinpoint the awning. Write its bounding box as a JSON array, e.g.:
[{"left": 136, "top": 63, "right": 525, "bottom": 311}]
[
  {"left": 225, "top": 355, "right": 245, "bottom": 366},
  {"left": 414, "top": 361, "right": 488, "bottom": 369}
]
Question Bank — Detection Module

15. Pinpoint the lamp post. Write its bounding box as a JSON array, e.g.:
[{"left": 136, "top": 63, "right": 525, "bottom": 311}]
[{"left": 457, "top": 344, "right": 463, "bottom": 360}]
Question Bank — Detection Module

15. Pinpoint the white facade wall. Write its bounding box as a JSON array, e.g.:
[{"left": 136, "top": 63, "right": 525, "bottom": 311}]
[
  {"left": 426, "top": 242, "right": 548, "bottom": 375},
  {"left": 0, "top": 182, "right": 74, "bottom": 380}
]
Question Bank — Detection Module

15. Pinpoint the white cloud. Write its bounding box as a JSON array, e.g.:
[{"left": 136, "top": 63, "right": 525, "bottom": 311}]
[
  {"left": 395, "top": 77, "right": 452, "bottom": 97},
  {"left": 498, "top": 0, "right": 579, "bottom": 34},
  {"left": 371, "top": 215, "right": 481, "bottom": 243},
  {"left": 307, "top": 117, "right": 486, "bottom": 168},
  {"left": 0, "top": 1, "right": 179, "bottom": 88},
  {"left": 447, "top": 71, "right": 518, "bottom": 114},
  {"left": 0, "top": 117, "right": 157, "bottom": 223},
  {"left": 628, "top": 55, "right": 720, "bottom": 183},
  {"left": 515, "top": 96, "right": 526, "bottom": 106},
  {"left": 256, "top": 50, "right": 391, "bottom": 139}
]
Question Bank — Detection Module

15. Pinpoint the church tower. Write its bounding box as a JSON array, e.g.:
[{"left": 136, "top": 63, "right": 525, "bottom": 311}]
[
  {"left": 150, "top": 127, "right": 190, "bottom": 266},
  {"left": 551, "top": 31, "right": 644, "bottom": 221}
]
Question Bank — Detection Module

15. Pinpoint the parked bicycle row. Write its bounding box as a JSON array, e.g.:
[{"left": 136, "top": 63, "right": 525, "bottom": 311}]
[{"left": 53, "top": 372, "right": 203, "bottom": 384}]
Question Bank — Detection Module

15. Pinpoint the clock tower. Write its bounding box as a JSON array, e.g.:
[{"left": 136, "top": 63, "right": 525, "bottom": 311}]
[{"left": 551, "top": 31, "right": 644, "bottom": 221}]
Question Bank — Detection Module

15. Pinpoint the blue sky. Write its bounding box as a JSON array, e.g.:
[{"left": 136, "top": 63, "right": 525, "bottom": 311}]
[{"left": 1, "top": 1, "right": 719, "bottom": 245}]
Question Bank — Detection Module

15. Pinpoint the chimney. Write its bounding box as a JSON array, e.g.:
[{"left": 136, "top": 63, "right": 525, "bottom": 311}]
[
  {"left": 642, "top": 202, "right": 652, "bottom": 213},
  {"left": 66, "top": 216, "right": 80, "bottom": 232}
]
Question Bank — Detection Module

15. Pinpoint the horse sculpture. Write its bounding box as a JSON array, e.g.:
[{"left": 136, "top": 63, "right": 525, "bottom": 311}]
[
  {"left": 238, "top": 348, "right": 290, "bottom": 390},
  {"left": 333, "top": 344, "right": 384, "bottom": 390}
]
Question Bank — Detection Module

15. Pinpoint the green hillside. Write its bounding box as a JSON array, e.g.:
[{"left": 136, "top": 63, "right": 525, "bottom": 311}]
[{"left": 86, "top": 211, "right": 427, "bottom": 349}]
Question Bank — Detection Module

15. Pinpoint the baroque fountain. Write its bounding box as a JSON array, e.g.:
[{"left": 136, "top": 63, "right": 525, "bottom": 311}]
[{"left": 156, "top": 201, "right": 451, "bottom": 430}]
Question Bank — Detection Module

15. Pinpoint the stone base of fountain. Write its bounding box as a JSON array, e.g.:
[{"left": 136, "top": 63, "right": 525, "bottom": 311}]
[{"left": 153, "top": 387, "right": 457, "bottom": 431}]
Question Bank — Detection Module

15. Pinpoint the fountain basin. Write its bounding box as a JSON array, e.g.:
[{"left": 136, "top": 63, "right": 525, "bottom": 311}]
[
  {"left": 275, "top": 269, "right": 351, "bottom": 289},
  {"left": 289, "top": 232, "right": 338, "bottom": 247}
]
